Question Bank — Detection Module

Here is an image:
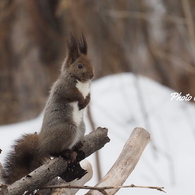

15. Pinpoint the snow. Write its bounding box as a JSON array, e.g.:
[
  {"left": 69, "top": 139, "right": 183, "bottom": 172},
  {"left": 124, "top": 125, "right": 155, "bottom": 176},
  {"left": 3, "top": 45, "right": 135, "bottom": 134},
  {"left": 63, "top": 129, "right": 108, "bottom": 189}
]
[{"left": 1, "top": 73, "right": 195, "bottom": 194}]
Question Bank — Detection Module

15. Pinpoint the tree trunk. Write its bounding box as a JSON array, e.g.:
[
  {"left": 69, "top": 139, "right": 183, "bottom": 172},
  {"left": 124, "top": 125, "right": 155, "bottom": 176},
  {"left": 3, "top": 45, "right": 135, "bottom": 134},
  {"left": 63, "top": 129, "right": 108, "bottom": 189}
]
[
  {"left": 0, "top": 0, "right": 65, "bottom": 124},
  {"left": 1, "top": 0, "right": 195, "bottom": 124}
]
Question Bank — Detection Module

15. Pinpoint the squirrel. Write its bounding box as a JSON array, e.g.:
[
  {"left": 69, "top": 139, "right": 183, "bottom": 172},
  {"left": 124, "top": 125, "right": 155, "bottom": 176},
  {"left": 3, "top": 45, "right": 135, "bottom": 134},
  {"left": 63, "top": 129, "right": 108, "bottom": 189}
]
[{"left": 2, "top": 34, "right": 94, "bottom": 184}]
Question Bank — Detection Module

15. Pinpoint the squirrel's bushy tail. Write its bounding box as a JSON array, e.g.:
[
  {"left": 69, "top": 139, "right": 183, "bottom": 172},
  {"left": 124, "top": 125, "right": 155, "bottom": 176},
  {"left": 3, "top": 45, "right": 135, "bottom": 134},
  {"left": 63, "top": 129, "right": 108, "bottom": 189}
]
[{"left": 3, "top": 133, "right": 43, "bottom": 184}]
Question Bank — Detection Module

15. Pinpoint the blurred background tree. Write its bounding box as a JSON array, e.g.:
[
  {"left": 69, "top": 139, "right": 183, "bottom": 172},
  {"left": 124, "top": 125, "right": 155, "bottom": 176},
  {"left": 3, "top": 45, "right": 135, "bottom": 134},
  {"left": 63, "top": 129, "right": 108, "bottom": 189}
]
[{"left": 0, "top": 0, "right": 195, "bottom": 124}]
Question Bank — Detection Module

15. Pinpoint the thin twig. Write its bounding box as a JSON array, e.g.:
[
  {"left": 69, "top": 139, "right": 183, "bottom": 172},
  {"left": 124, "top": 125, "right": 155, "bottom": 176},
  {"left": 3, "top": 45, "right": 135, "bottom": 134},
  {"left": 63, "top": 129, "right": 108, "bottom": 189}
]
[
  {"left": 104, "top": 9, "right": 186, "bottom": 25},
  {"left": 134, "top": 75, "right": 157, "bottom": 154},
  {"left": 181, "top": 0, "right": 195, "bottom": 64},
  {"left": 0, "top": 0, "right": 23, "bottom": 24},
  {"left": 150, "top": 44, "right": 195, "bottom": 74},
  {"left": 87, "top": 106, "right": 102, "bottom": 181},
  {"left": 40, "top": 184, "right": 166, "bottom": 193}
]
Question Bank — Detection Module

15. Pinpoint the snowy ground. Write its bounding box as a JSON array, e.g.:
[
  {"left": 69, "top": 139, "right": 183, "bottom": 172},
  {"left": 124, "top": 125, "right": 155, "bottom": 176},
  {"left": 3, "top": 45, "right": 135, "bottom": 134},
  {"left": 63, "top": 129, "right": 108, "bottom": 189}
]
[{"left": 0, "top": 73, "right": 195, "bottom": 194}]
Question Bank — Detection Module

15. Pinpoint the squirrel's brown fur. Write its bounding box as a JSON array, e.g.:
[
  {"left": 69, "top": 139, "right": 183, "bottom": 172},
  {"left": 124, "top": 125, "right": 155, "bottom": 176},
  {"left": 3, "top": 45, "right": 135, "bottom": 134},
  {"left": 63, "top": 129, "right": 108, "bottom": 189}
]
[
  {"left": 3, "top": 133, "right": 45, "bottom": 184},
  {"left": 2, "top": 34, "right": 94, "bottom": 184}
]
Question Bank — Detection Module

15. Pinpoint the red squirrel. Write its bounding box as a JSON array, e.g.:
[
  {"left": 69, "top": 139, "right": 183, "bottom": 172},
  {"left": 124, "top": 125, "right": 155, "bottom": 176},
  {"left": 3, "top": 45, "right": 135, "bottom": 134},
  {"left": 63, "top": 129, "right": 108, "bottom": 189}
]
[{"left": 2, "top": 34, "right": 94, "bottom": 184}]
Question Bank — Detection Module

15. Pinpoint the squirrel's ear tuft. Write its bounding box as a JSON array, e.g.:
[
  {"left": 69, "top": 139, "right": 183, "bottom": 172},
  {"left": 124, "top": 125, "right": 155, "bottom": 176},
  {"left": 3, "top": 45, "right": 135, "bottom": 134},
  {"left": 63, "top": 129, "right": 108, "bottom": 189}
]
[
  {"left": 62, "top": 34, "right": 87, "bottom": 72},
  {"left": 65, "top": 34, "right": 80, "bottom": 67},
  {"left": 78, "top": 34, "right": 87, "bottom": 55}
]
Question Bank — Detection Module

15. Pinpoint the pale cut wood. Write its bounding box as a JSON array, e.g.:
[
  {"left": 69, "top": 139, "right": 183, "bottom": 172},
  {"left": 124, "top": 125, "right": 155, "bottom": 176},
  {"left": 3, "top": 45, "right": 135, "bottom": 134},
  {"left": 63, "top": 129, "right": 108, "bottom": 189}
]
[
  {"left": 85, "top": 127, "right": 150, "bottom": 195},
  {"left": 2, "top": 127, "right": 109, "bottom": 195}
]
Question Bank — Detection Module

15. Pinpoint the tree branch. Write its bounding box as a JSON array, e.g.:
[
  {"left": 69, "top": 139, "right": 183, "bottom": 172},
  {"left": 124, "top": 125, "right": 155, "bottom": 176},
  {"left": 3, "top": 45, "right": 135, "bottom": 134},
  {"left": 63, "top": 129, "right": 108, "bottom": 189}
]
[
  {"left": 181, "top": 0, "right": 195, "bottom": 64},
  {"left": 41, "top": 183, "right": 165, "bottom": 193},
  {"left": 85, "top": 127, "right": 150, "bottom": 195},
  {"left": 1, "top": 127, "right": 110, "bottom": 195},
  {"left": 150, "top": 44, "right": 195, "bottom": 74},
  {"left": 104, "top": 9, "right": 186, "bottom": 25},
  {"left": 38, "top": 160, "right": 93, "bottom": 195}
]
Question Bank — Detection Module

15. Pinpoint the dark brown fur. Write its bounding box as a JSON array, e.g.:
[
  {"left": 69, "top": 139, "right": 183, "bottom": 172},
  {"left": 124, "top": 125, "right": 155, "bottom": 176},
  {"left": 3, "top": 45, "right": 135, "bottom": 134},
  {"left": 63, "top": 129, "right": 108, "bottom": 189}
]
[
  {"left": 3, "top": 34, "right": 94, "bottom": 184},
  {"left": 3, "top": 133, "right": 45, "bottom": 184}
]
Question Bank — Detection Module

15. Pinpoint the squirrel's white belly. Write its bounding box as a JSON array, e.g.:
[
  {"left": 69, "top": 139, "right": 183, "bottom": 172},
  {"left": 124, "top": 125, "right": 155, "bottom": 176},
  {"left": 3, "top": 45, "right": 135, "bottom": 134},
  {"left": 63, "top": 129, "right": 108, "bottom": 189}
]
[
  {"left": 71, "top": 81, "right": 90, "bottom": 126},
  {"left": 71, "top": 103, "right": 83, "bottom": 126}
]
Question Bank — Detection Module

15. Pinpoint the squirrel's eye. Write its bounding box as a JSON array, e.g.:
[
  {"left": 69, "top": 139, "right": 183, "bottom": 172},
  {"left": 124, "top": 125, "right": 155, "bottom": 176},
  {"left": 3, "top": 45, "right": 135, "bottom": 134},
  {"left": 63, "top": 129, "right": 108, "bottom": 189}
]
[{"left": 78, "top": 64, "right": 83, "bottom": 69}]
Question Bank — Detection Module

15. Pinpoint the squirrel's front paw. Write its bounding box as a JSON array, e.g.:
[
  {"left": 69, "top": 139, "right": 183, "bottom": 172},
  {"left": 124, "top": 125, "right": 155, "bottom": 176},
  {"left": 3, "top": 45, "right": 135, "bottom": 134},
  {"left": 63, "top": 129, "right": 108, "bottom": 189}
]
[
  {"left": 85, "top": 94, "right": 90, "bottom": 105},
  {"left": 78, "top": 100, "right": 86, "bottom": 110},
  {"left": 78, "top": 102, "right": 84, "bottom": 110},
  {"left": 78, "top": 94, "right": 90, "bottom": 110}
]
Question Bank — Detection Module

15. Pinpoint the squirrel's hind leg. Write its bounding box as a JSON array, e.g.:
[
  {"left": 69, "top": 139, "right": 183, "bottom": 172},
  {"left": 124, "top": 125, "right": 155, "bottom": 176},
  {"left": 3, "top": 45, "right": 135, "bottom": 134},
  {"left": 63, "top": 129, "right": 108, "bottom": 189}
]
[
  {"left": 59, "top": 149, "right": 87, "bottom": 182},
  {"left": 59, "top": 149, "right": 77, "bottom": 162}
]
